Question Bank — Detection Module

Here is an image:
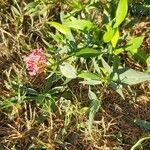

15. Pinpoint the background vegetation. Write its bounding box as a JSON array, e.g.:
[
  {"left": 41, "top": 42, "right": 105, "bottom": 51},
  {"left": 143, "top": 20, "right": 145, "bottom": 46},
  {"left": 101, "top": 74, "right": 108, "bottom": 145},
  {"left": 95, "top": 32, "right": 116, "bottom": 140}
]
[{"left": 0, "top": 0, "right": 150, "bottom": 149}]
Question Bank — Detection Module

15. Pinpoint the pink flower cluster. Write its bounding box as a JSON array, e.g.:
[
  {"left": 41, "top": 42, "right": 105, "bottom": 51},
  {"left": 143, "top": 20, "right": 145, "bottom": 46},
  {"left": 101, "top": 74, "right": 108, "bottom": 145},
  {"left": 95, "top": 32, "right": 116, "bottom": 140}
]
[{"left": 23, "top": 48, "right": 47, "bottom": 76}]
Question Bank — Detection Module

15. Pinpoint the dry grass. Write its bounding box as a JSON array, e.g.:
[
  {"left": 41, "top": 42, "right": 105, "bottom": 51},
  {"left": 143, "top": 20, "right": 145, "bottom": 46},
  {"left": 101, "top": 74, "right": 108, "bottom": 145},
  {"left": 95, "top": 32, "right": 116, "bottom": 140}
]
[
  {"left": 0, "top": 0, "right": 150, "bottom": 149},
  {"left": 0, "top": 82, "right": 150, "bottom": 149}
]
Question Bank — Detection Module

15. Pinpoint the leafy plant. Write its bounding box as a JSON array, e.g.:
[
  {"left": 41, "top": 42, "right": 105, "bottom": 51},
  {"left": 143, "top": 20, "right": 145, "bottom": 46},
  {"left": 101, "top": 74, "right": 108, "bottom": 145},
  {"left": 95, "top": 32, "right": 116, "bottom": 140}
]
[
  {"left": 47, "top": 0, "right": 150, "bottom": 101},
  {"left": 0, "top": 0, "right": 150, "bottom": 148},
  {"left": 88, "top": 88, "right": 101, "bottom": 134}
]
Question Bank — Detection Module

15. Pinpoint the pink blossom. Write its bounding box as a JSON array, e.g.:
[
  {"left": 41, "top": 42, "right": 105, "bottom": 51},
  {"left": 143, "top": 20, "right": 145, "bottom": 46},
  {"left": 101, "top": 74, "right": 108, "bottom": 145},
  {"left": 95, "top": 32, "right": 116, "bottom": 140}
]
[{"left": 23, "top": 48, "right": 47, "bottom": 76}]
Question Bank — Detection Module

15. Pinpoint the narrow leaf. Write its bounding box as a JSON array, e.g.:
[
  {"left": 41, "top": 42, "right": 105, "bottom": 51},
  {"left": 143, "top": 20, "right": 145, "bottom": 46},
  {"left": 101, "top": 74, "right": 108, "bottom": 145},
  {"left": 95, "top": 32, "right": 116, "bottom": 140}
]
[
  {"left": 59, "top": 63, "right": 77, "bottom": 79},
  {"left": 113, "top": 68, "right": 150, "bottom": 85},
  {"left": 64, "top": 19, "right": 94, "bottom": 30},
  {"left": 111, "top": 82, "right": 125, "bottom": 99},
  {"left": 101, "top": 57, "right": 112, "bottom": 74},
  {"left": 113, "top": 48, "right": 124, "bottom": 55},
  {"left": 80, "top": 80, "right": 102, "bottom": 85},
  {"left": 48, "top": 22, "right": 74, "bottom": 41},
  {"left": 111, "top": 28, "right": 119, "bottom": 48},
  {"left": 11, "top": 6, "right": 21, "bottom": 16},
  {"left": 125, "top": 36, "right": 144, "bottom": 52},
  {"left": 147, "top": 56, "right": 150, "bottom": 72},
  {"left": 129, "top": 49, "right": 149, "bottom": 64},
  {"left": 113, "top": 0, "right": 128, "bottom": 28},
  {"left": 78, "top": 72, "right": 101, "bottom": 80},
  {"left": 88, "top": 89, "right": 101, "bottom": 134},
  {"left": 74, "top": 48, "right": 101, "bottom": 58},
  {"left": 103, "top": 25, "right": 115, "bottom": 43},
  {"left": 48, "top": 22, "right": 70, "bottom": 35}
]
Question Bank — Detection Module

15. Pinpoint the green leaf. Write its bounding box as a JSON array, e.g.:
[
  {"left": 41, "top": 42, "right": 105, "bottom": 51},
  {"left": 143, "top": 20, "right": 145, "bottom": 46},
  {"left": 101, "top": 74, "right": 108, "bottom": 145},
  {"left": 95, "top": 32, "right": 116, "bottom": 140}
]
[
  {"left": 134, "top": 119, "right": 150, "bottom": 130},
  {"left": 78, "top": 72, "right": 101, "bottom": 80},
  {"left": 74, "top": 48, "right": 101, "bottom": 58},
  {"left": 125, "top": 37, "right": 144, "bottom": 52},
  {"left": 113, "top": 0, "right": 128, "bottom": 28},
  {"left": 0, "top": 98, "right": 17, "bottom": 109},
  {"left": 64, "top": 19, "right": 94, "bottom": 30},
  {"left": 48, "top": 22, "right": 70, "bottom": 35},
  {"left": 59, "top": 63, "right": 77, "bottom": 79},
  {"left": 103, "top": 25, "right": 115, "bottom": 43},
  {"left": 111, "top": 28, "right": 120, "bottom": 48},
  {"left": 80, "top": 80, "right": 102, "bottom": 85},
  {"left": 92, "top": 58, "right": 101, "bottom": 73},
  {"left": 147, "top": 56, "right": 150, "bottom": 72},
  {"left": 111, "top": 82, "right": 125, "bottom": 99},
  {"left": 113, "top": 68, "right": 150, "bottom": 85},
  {"left": 101, "top": 57, "right": 112, "bottom": 74},
  {"left": 47, "top": 22, "right": 74, "bottom": 40},
  {"left": 26, "top": 88, "right": 38, "bottom": 96},
  {"left": 129, "top": 49, "right": 149, "bottom": 64},
  {"left": 88, "top": 89, "right": 101, "bottom": 134},
  {"left": 11, "top": 6, "right": 21, "bottom": 16},
  {"left": 125, "top": 37, "right": 145, "bottom": 63},
  {"left": 113, "top": 48, "right": 124, "bottom": 55},
  {"left": 78, "top": 71, "right": 102, "bottom": 85}
]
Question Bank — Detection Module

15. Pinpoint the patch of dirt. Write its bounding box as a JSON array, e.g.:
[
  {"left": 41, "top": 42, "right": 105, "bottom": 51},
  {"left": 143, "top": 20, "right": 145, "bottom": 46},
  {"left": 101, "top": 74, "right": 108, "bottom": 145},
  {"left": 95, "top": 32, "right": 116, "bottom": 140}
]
[{"left": 88, "top": 82, "right": 150, "bottom": 150}]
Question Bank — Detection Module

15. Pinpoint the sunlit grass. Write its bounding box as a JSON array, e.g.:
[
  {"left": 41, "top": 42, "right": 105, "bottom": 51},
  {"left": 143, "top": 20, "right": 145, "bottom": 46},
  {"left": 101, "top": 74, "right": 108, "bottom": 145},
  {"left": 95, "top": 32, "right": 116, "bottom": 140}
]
[{"left": 0, "top": 0, "right": 150, "bottom": 149}]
